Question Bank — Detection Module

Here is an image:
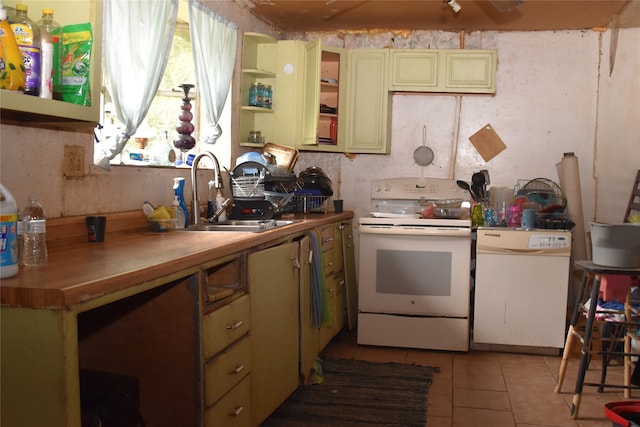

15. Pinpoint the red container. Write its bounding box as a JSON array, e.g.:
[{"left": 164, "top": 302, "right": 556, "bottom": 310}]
[{"left": 605, "top": 401, "right": 640, "bottom": 427}]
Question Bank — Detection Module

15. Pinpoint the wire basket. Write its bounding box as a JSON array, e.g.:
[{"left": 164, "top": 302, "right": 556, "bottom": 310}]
[
  {"left": 264, "top": 191, "right": 294, "bottom": 208},
  {"left": 295, "top": 195, "right": 329, "bottom": 213},
  {"left": 232, "top": 176, "right": 265, "bottom": 199}
]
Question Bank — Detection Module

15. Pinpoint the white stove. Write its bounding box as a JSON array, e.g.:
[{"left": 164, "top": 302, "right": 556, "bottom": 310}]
[{"left": 357, "top": 177, "right": 474, "bottom": 351}]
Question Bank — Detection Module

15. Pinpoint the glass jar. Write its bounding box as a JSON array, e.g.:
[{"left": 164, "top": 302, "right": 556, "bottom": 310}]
[
  {"left": 471, "top": 203, "right": 485, "bottom": 228},
  {"left": 484, "top": 208, "right": 497, "bottom": 227},
  {"left": 248, "top": 130, "right": 262, "bottom": 144},
  {"left": 263, "top": 85, "right": 272, "bottom": 109},
  {"left": 249, "top": 82, "right": 260, "bottom": 106},
  {"left": 255, "top": 83, "right": 264, "bottom": 107}
]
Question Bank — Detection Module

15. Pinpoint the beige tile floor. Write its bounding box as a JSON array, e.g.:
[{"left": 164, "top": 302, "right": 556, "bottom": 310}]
[{"left": 320, "top": 330, "right": 638, "bottom": 427}]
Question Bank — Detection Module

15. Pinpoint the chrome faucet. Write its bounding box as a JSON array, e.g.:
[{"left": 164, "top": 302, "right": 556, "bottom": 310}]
[{"left": 190, "top": 151, "right": 222, "bottom": 225}]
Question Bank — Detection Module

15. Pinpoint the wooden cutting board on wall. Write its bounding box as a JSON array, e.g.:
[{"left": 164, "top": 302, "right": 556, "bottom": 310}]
[{"left": 469, "top": 124, "right": 507, "bottom": 162}]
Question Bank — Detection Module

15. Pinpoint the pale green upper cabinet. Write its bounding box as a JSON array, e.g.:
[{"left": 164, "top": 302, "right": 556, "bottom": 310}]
[
  {"left": 300, "top": 42, "right": 346, "bottom": 153},
  {"left": 239, "top": 33, "right": 497, "bottom": 153},
  {"left": 390, "top": 50, "right": 439, "bottom": 91},
  {"left": 0, "top": 0, "right": 103, "bottom": 128},
  {"left": 443, "top": 50, "right": 497, "bottom": 93},
  {"left": 389, "top": 49, "right": 497, "bottom": 94},
  {"left": 273, "top": 40, "right": 306, "bottom": 149},
  {"left": 240, "top": 32, "right": 277, "bottom": 148},
  {"left": 343, "top": 49, "right": 390, "bottom": 154},
  {"left": 300, "top": 40, "right": 323, "bottom": 147}
]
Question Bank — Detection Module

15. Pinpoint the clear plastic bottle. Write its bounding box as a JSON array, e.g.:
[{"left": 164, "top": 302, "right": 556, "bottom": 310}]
[
  {"left": 0, "top": 183, "right": 19, "bottom": 278},
  {"left": 10, "top": 4, "right": 41, "bottom": 96},
  {"left": 22, "top": 197, "right": 48, "bottom": 266},
  {"left": 216, "top": 190, "right": 227, "bottom": 223},
  {"left": 37, "top": 9, "right": 62, "bottom": 99},
  {"left": 38, "top": 22, "right": 53, "bottom": 98},
  {"left": 172, "top": 195, "right": 186, "bottom": 230}
]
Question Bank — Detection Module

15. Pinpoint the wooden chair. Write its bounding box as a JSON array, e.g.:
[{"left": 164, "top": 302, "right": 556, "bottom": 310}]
[{"left": 624, "top": 169, "right": 640, "bottom": 222}]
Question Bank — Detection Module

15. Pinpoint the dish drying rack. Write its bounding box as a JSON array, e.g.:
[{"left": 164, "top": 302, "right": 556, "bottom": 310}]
[
  {"left": 295, "top": 194, "right": 329, "bottom": 213},
  {"left": 264, "top": 191, "right": 294, "bottom": 207},
  {"left": 231, "top": 176, "right": 265, "bottom": 199}
]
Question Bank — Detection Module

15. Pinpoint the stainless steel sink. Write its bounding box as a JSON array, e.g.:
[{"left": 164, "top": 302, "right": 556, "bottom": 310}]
[{"left": 182, "top": 219, "right": 300, "bottom": 233}]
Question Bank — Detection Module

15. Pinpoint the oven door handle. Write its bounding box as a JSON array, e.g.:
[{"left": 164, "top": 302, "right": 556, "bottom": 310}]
[{"left": 359, "top": 225, "right": 471, "bottom": 237}]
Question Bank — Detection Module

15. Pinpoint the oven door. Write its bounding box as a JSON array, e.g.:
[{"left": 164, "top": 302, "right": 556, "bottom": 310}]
[{"left": 358, "top": 228, "right": 471, "bottom": 317}]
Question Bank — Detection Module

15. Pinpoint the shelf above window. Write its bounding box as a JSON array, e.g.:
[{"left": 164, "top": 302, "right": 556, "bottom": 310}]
[{"left": 242, "top": 68, "right": 276, "bottom": 79}]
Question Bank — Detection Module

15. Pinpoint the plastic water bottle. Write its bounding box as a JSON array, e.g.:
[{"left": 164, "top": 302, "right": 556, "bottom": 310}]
[
  {"left": 37, "top": 23, "right": 53, "bottom": 98},
  {"left": 0, "top": 183, "right": 19, "bottom": 278},
  {"left": 22, "top": 197, "right": 48, "bottom": 266}
]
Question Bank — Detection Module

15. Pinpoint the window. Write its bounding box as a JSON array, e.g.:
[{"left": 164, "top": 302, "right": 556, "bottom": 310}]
[{"left": 95, "top": 10, "right": 231, "bottom": 169}]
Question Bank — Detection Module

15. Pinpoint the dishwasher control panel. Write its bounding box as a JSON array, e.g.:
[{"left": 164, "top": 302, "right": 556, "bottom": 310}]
[{"left": 528, "top": 234, "right": 570, "bottom": 249}]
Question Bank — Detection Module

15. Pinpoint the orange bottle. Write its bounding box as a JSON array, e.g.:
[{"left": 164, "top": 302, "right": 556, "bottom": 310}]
[{"left": 0, "top": 6, "right": 26, "bottom": 91}]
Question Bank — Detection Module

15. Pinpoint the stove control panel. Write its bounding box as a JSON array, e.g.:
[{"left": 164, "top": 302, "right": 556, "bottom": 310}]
[
  {"left": 372, "top": 178, "right": 469, "bottom": 201},
  {"left": 403, "top": 183, "right": 438, "bottom": 194}
]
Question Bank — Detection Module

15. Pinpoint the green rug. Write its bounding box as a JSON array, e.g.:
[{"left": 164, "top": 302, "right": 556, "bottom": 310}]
[{"left": 262, "top": 358, "right": 436, "bottom": 426}]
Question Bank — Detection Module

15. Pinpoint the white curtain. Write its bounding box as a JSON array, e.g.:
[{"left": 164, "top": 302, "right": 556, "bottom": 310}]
[
  {"left": 96, "top": 0, "right": 178, "bottom": 170},
  {"left": 188, "top": 0, "right": 238, "bottom": 145}
]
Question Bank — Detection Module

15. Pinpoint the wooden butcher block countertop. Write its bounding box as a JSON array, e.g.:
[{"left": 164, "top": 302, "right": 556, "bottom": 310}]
[{"left": 1, "top": 210, "right": 353, "bottom": 310}]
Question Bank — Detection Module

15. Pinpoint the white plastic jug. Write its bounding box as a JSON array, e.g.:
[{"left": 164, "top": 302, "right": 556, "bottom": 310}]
[{"left": 0, "top": 183, "right": 19, "bottom": 278}]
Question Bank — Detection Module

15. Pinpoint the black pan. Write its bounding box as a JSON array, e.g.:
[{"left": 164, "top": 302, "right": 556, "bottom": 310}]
[{"left": 298, "top": 174, "right": 333, "bottom": 196}]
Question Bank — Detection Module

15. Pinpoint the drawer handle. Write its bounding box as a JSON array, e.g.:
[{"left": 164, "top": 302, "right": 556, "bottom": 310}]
[
  {"left": 322, "top": 237, "right": 334, "bottom": 244},
  {"left": 326, "top": 261, "right": 334, "bottom": 267},
  {"left": 228, "top": 405, "right": 245, "bottom": 417},
  {"left": 226, "top": 320, "right": 243, "bottom": 330},
  {"left": 229, "top": 364, "right": 245, "bottom": 375}
]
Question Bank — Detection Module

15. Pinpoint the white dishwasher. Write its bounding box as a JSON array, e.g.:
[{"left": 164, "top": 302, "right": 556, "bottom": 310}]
[{"left": 472, "top": 228, "right": 572, "bottom": 354}]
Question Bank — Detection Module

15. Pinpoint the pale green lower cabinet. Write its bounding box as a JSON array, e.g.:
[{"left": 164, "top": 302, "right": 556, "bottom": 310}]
[
  {"left": 341, "top": 222, "right": 358, "bottom": 331},
  {"left": 299, "top": 222, "right": 348, "bottom": 383},
  {"left": 1, "top": 222, "right": 354, "bottom": 427},
  {"left": 204, "top": 375, "right": 252, "bottom": 427},
  {"left": 298, "top": 234, "right": 319, "bottom": 383},
  {"left": 248, "top": 241, "right": 300, "bottom": 426},
  {"left": 203, "top": 293, "right": 252, "bottom": 427}
]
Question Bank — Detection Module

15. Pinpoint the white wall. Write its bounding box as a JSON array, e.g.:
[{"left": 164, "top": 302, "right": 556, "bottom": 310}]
[{"left": 595, "top": 28, "right": 640, "bottom": 223}]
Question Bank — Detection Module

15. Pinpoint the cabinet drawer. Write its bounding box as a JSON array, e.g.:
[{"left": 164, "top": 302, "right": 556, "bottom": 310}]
[
  {"left": 323, "top": 247, "right": 335, "bottom": 275},
  {"left": 204, "top": 375, "right": 251, "bottom": 427},
  {"left": 203, "top": 294, "right": 251, "bottom": 358},
  {"left": 205, "top": 335, "right": 252, "bottom": 407},
  {"left": 318, "top": 225, "right": 335, "bottom": 251}
]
